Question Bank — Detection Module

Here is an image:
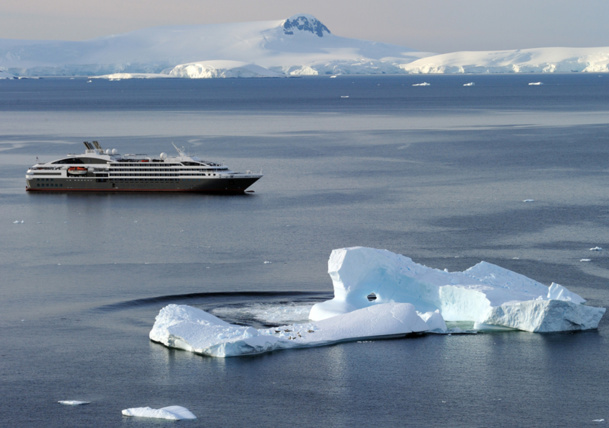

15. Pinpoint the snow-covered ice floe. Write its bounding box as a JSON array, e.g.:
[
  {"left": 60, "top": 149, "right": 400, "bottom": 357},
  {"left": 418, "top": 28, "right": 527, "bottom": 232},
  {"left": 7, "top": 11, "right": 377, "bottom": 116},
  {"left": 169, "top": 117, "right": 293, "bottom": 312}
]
[
  {"left": 150, "top": 247, "right": 605, "bottom": 357},
  {"left": 150, "top": 302, "right": 430, "bottom": 357},
  {"left": 122, "top": 405, "right": 196, "bottom": 420}
]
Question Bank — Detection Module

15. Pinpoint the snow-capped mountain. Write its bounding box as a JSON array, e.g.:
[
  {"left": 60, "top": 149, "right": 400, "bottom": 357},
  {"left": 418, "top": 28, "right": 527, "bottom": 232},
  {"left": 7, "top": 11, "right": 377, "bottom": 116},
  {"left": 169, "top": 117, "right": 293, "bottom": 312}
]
[
  {"left": 0, "top": 14, "right": 422, "bottom": 78},
  {"left": 1, "top": 14, "right": 608, "bottom": 78}
]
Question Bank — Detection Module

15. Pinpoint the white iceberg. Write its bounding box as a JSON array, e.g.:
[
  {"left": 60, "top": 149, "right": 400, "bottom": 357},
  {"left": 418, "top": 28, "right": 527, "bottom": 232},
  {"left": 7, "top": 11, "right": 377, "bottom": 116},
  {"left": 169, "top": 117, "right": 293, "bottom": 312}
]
[
  {"left": 121, "top": 405, "right": 196, "bottom": 420},
  {"left": 58, "top": 400, "right": 90, "bottom": 406},
  {"left": 149, "top": 247, "right": 604, "bottom": 358},
  {"left": 150, "top": 302, "right": 430, "bottom": 357},
  {"left": 168, "top": 60, "right": 282, "bottom": 79},
  {"left": 310, "top": 247, "right": 605, "bottom": 333}
]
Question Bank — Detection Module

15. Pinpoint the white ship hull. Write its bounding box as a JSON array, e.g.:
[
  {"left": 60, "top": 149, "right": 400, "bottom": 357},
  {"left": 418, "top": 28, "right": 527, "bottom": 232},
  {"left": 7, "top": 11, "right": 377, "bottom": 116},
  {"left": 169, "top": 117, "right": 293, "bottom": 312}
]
[{"left": 25, "top": 141, "right": 262, "bottom": 194}]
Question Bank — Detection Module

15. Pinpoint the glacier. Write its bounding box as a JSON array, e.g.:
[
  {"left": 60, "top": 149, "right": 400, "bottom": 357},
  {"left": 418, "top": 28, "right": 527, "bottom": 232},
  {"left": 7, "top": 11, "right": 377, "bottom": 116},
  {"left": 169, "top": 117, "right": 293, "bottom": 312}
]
[
  {"left": 149, "top": 247, "right": 604, "bottom": 358},
  {"left": 400, "top": 47, "right": 609, "bottom": 74},
  {"left": 2, "top": 14, "right": 608, "bottom": 78}
]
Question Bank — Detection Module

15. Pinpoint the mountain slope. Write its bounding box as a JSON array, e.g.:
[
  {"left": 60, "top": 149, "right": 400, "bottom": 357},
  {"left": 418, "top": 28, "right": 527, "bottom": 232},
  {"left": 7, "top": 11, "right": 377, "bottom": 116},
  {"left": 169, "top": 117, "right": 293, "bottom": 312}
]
[
  {"left": 0, "top": 14, "right": 423, "bottom": 77},
  {"left": 1, "top": 14, "right": 608, "bottom": 78},
  {"left": 401, "top": 46, "right": 609, "bottom": 74}
]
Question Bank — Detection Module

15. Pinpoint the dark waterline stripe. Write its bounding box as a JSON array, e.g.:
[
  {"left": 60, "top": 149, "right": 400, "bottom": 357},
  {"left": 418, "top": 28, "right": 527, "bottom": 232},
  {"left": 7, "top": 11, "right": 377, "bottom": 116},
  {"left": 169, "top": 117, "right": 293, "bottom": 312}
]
[{"left": 95, "top": 291, "right": 332, "bottom": 312}]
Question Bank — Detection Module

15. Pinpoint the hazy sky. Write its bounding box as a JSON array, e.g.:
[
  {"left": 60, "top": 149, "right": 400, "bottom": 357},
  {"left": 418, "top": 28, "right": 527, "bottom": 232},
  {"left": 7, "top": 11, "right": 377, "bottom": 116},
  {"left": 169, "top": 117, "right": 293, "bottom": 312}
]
[{"left": 2, "top": 0, "right": 609, "bottom": 52}]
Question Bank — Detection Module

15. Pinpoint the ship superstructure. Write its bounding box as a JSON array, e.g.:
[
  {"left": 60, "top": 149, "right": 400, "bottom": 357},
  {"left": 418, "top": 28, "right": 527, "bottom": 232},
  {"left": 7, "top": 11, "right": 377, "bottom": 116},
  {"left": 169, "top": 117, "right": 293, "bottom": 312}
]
[{"left": 26, "top": 141, "right": 262, "bottom": 193}]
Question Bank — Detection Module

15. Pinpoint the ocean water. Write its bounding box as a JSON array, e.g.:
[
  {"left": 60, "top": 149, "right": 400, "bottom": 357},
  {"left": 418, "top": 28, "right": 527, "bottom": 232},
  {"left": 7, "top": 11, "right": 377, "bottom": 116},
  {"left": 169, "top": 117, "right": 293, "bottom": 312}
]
[{"left": 1, "top": 74, "right": 609, "bottom": 427}]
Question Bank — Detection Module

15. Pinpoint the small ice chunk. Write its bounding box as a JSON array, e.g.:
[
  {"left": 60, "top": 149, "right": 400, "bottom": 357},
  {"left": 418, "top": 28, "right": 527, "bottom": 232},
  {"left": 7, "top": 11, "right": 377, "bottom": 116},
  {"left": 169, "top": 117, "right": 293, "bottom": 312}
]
[
  {"left": 580, "top": 258, "right": 592, "bottom": 262},
  {"left": 522, "top": 199, "right": 535, "bottom": 203},
  {"left": 590, "top": 246, "right": 603, "bottom": 251},
  {"left": 58, "top": 400, "right": 90, "bottom": 406},
  {"left": 121, "top": 405, "right": 196, "bottom": 420}
]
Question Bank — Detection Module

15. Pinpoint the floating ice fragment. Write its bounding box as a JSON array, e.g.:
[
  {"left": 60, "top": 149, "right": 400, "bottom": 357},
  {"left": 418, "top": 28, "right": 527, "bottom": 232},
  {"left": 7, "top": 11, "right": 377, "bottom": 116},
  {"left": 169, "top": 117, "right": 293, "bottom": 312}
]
[
  {"left": 59, "top": 400, "right": 90, "bottom": 406},
  {"left": 150, "top": 302, "right": 430, "bottom": 357},
  {"left": 528, "top": 82, "right": 543, "bottom": 85},
  {"left": 590, "top": 247, "right": 603, "bottom": 251},
  {"left": 263, "top": 261, "right": 272, "bottom": 264},
  {"left": 463, "top": 82, "right": 475, "bottom": 86},
  {"left": 122, "top": 405, "right": 196, "bottom": 420},
  {"left": 13, "top": 220, "right": 24, "bottom": 224},
  {"left": 522, "top": 199, "right": 535, "bottom": 203},
  {"left": 412, "top": 82, "right": 430, "bottom": 86},
  {"left": 580, "top": 258, "right": 592, "bottom": 262}
]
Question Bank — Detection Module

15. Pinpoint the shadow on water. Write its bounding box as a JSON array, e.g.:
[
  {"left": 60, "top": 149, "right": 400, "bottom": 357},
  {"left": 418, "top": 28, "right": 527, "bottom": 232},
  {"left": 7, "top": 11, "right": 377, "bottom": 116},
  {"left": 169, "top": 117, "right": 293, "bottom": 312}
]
[{"left": 95, "top": 290, "right": 331, "bottom": 312}]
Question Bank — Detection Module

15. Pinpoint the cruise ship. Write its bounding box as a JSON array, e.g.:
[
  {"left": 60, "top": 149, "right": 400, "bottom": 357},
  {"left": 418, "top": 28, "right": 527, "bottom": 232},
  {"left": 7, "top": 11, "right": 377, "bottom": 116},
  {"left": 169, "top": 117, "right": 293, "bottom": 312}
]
[{"left": 26, "top": 141, "right": 262, "bottom": 193}]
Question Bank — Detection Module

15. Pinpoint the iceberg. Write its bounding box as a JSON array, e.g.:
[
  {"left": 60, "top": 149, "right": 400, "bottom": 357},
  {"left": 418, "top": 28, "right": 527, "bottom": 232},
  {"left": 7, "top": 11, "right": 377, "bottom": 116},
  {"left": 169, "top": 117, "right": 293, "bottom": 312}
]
[
  {"left": 122, "top": 405, "right": 196, "bottom": 420},
  {"left": 168, "top": 60, "right": 283, "bottom": 79},
  {"left": 149, "top": 247, "right": 604, "bottom": 358},
  {"left": 310, "top": 247, "right": 605, "bottom": 333},
  {"left": 58, "top": 400, "right": 90, "bottom": 406}
]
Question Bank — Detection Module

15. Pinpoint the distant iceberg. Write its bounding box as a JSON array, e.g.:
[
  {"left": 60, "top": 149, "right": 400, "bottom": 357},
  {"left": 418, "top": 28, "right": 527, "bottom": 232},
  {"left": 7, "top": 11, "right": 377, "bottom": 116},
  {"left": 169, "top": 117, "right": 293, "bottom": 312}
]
[
  {"left": 149, "top": 247, "right": 605, "bottom": 358},
  {"left": 122, "top": 405, "right": 196, "bottom": 420},
  {"left": 58, "top": 400, "right": 90, "bottom": 406},
  {"left": 168, "top": 60, "right": 283, "bottom": 79}
]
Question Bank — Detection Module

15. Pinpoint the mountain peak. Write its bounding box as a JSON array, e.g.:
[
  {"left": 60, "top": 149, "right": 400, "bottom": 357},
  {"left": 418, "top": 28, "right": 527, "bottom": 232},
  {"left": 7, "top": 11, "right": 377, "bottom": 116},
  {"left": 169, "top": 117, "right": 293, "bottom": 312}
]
[{"left": 282, "top": 14, "right": 331, "bottom": 37}]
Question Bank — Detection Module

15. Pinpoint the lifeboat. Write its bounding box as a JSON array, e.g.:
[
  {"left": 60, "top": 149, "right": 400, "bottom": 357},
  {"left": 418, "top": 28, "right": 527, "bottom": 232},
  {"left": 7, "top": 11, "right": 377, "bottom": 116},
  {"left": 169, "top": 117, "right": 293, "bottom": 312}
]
[{"left": 67, "top": 166, "right": 88, "bottom": 176}]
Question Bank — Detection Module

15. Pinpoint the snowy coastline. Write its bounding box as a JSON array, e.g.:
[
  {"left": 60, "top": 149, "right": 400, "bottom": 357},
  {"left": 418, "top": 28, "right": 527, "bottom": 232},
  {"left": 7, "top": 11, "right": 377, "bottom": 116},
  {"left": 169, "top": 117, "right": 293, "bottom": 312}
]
[{"left": 1, "top": 15, "right": 608, "bottom": 79}]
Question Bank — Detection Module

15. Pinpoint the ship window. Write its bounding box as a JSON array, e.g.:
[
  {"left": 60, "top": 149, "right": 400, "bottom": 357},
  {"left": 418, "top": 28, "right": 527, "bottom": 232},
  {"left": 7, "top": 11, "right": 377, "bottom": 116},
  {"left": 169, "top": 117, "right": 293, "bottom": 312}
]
[
  {"left": 79, "top": 157, "right": 108, "bottom": 164},
  {"left": 53, "top": 158, "right": 84, "bottom": 164}
]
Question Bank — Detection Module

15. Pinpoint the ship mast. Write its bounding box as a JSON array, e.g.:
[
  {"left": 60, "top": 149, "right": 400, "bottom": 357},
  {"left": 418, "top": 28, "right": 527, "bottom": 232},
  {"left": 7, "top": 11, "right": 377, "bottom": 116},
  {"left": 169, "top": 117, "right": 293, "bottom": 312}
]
[{"left": 172, "top": 142, "right": 186, "bottom": 157}]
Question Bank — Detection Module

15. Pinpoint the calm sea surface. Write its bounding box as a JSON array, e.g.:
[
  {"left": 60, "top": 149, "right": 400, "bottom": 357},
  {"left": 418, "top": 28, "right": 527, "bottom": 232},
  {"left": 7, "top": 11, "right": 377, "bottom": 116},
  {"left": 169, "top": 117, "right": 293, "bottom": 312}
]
[{"left": 1, "top": 74, "right": 609, "bottom": 427}]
